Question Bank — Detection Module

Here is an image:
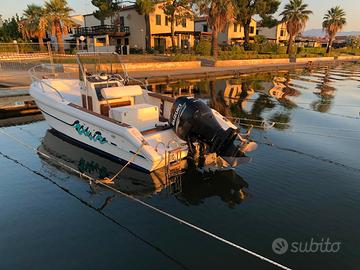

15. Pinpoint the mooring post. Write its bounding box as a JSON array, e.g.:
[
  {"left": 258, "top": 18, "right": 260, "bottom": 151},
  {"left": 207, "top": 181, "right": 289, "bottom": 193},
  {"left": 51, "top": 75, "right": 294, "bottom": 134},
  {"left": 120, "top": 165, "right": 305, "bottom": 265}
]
[{"left": 47, "top": 41, "right": 54, "bottom": 66}]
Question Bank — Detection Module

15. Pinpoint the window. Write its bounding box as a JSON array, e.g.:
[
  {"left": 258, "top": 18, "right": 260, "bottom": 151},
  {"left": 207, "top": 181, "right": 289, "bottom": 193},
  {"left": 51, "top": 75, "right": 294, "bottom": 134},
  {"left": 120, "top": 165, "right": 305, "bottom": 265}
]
[
  {"left": 250, "top": 26, "right": 255, "bottom": 34},
  {"left": 165, "top": 16, "right": 169, "bottom": 26},
  {"left": 203, "top": 24, "right": 208, "bottom": 32},
  {"left": 119, "top": 16, "right": 124, "bottom": 26},
  {"left": 181, "top": 18, "right": 186, "bottom": 28},
  {"left": 280, "top": 29, "right": 285, "bottom": 37},
  {"left": 156, "top": 14, "right": 161, "bottom": 25},
  {"left": 234, "top": 23, "right": 238, "bottom": 32}
]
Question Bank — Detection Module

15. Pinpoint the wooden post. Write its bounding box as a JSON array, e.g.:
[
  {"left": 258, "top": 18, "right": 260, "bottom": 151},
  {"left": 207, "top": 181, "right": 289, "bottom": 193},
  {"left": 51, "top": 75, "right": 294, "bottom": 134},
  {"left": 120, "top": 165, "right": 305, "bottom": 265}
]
[{"left": 47, "top": 41, "right": 54, "bottom": 66}]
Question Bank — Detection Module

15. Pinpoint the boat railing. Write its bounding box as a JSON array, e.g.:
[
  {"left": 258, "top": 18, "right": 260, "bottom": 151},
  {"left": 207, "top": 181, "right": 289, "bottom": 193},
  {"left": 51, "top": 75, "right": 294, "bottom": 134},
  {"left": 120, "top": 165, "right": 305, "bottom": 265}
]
[{"left": 29, "top": 64, "right": 78, "bottom": 102}]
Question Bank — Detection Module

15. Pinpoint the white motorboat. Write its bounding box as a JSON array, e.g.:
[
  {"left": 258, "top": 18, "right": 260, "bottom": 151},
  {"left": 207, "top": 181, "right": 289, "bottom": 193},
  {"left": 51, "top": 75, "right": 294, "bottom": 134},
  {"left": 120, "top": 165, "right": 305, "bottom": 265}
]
[{"left": 29, "top": 52, "right": 256, "bottom": 173}]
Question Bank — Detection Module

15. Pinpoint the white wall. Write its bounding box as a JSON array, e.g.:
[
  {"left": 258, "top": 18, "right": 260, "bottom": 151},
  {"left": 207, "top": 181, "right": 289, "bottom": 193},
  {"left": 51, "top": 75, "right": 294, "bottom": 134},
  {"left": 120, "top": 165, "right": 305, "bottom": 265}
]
[
  {"left": 195, "top": 21, "right": 208, "bottom": 32},
  {"left": 84, "top": 14, "right": 111, "bottom": 27},
  {"left": 116, "top": 9, "right": 146, "bottom": 49},
  {"left": 257, "top": 27, "right": 277, "bottom": 40}
]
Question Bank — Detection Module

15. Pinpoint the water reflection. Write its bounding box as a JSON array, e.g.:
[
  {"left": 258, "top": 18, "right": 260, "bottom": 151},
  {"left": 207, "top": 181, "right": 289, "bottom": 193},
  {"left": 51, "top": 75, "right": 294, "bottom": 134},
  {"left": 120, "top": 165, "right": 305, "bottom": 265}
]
[
  {"left": 38, "top": 130, "right": 250, "bottom": 208},
  {"left": 311, "top": 67, "right": 336, "bottom": 113},
  {"left": 38, "top": 129, "right": 169, "bottom": 196},
  {"left": 176, "top": 167, "right": 249, "bottom": 209},
  {"left": 146, "top": 64, "right": 359, "bottom": 130},
  {"left": 148, "top": 73, "right": 301, "bottom": 130}
]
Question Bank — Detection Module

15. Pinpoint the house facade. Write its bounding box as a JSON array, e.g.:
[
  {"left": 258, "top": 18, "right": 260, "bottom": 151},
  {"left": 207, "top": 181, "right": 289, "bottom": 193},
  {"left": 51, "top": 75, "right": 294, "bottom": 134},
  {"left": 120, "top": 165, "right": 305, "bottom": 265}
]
[
  {"left": 257, "top": 22, "right": 289, "bottom": 44},
  {"left": 194, "top": 17, "right": 257, "bottom": 45},
  {"left": 73, "top": 3, "right": 195, "bottom": 53},
  {"left": 74, "top": 8, "right": 134, "bottom": 53},
  {"left": 149, "top": 3, "right": 195, "bottom": 51}
]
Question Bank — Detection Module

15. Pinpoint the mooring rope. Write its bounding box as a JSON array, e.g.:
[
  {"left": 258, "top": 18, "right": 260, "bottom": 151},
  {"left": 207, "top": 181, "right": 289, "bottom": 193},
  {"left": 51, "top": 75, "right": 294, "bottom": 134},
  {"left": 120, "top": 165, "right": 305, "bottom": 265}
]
[
  {"left": 106, "top": 141, "right": 146, "bottom": 183},
  {"left": 0, "top": 128, "right": 292, "bottom": 270}
]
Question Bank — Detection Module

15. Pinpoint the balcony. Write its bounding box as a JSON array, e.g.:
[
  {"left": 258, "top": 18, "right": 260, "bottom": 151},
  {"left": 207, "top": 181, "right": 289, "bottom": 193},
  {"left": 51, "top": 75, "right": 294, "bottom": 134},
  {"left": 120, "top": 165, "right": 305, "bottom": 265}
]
[{"left": 74, "top": 25, "right": 130, "bottom": 37}]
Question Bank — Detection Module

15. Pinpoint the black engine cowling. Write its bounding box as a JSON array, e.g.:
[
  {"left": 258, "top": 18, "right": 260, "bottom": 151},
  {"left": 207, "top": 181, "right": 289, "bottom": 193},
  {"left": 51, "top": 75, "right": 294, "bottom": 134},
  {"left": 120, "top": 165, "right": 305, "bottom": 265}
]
[{"left": 169, "top": 96, "right": 244, "bottom": 166}]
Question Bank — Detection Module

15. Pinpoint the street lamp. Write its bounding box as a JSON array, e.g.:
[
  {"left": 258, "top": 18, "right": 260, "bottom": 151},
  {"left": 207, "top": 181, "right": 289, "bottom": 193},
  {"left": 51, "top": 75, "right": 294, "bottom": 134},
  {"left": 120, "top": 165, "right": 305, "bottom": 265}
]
[
  {"left": 79, "top": 35, "right": 85, "bottom": 51},
  {"left": 13, "top": 40, "right": 19, "bottom": 54},
  {"left": 140, "top": 29, "right": 144, "bottom": 53}
]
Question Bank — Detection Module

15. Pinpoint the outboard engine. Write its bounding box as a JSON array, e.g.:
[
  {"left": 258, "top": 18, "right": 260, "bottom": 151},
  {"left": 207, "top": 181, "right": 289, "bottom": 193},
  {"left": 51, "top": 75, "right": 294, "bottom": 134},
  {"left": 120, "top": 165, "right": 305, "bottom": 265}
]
[{"left": 169, "top": 96, "right": 249, "bottom": 167}]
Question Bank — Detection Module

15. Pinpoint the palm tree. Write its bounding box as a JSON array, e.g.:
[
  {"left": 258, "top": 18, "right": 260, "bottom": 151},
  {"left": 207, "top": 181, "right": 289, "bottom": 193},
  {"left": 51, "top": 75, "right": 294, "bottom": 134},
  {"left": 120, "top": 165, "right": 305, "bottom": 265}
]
[
  {"left": 44, "top": 0, "right": 74, "bottom": 54},
  {"left": 280, "top": 0, "right": 312, "bottom": 55},
  {"left": 197, "top": 0, "right": 235, "bottom": 60},
  {"left": 135, "top": 0, "right": 155, "bottom": 52},
  {"left": 19, "top": 4, "right": 48, "bottom": 51},
  {"left": 322, "top": 6, "right": 346, "bottom": 53}
]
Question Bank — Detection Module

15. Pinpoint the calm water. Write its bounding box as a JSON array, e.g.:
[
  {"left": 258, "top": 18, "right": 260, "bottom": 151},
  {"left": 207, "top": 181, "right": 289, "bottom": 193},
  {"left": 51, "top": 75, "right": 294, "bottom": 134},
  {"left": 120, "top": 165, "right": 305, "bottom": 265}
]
[{"left": 1, "top": 63, "right": 360, "bottom": 270}]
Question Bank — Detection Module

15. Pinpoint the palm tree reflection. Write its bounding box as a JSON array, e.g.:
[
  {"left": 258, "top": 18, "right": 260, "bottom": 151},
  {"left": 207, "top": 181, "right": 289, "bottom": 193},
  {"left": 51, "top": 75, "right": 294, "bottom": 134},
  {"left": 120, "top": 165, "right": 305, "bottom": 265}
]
[{"left": 311, "top": 67, "right": 335, "bottom": 113}]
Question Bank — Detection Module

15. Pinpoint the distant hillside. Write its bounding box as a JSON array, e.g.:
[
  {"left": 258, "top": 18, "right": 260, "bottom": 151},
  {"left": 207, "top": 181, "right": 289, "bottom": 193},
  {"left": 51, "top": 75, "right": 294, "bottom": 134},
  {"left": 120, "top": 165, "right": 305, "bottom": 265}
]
[{"left": 303, "top": 29, "right": 360, "bottom": 37}]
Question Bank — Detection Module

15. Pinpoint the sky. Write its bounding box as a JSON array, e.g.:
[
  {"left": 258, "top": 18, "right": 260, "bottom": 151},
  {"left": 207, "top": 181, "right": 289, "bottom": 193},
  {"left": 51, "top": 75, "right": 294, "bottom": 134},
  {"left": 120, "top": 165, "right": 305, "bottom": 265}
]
[{"left": 1, "top": 0, "right": 360, "bottom": 31}]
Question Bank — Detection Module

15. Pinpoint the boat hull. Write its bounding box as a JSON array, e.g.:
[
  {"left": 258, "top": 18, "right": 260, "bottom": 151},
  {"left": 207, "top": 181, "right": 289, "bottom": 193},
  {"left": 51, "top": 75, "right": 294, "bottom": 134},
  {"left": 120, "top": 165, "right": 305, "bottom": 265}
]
[{"left": 30, "top": 86, "right": 165, "bottom": 172}]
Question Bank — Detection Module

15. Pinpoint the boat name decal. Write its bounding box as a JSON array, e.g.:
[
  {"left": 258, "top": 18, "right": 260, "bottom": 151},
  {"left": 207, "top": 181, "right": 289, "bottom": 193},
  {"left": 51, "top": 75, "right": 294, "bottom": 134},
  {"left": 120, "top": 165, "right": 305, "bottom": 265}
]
[
  {"left": 71, "top": 120, "right": 108, "bottom": 144},
  {"left": 78, "top": 158, "right": 109, "bottom": 178}
]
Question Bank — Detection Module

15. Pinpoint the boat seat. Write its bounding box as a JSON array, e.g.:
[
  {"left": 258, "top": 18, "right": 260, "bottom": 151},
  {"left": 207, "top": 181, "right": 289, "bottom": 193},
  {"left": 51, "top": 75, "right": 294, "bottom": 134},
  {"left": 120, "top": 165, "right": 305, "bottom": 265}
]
[
  {"left": 110, "top": 103, "right": 159, "bottom": 132},
  {"left": 101, "top": 85, "right": 143, "bottom": 100}
]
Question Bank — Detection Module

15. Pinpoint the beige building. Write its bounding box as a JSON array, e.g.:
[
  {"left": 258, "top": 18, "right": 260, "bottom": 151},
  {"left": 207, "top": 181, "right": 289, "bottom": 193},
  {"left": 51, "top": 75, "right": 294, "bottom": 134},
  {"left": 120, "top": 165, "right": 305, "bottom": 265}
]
[
  {"left": 194, "top": 17, "right": 257, "bottom": 45},
  {"left": 149, "top": 3, "right": 195, "bottom": 50},
  {"left": 73, "top": 3, "right": 194, "bottom": 53},
  {"left": 257, "top": 22, "right": 289, "bottom": 44}
]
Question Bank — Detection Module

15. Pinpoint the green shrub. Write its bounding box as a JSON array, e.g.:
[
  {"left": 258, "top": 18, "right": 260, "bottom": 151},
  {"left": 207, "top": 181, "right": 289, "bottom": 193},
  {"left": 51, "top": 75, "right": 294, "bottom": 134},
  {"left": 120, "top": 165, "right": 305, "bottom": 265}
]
[
  {"left": 336, "top": 47, "right": 360, "bottom": 55},
  {"left": 302, "top": 47, "right": 327, "bottom": 55},
  {"left": 278, "top": 46, "right": 287, "bottom": 54},
  {"left": 195, "top": 40, "right": 211, "bottom": 56},
  {"left": 259, "top": 42, "right": 281, "bottom": 54},
  {"left": 245, "top": 43, "right": 260, "bottom": 52},
  {"left": 129, "top": 47, "right": 144, "bottom": 54},
  {"left": 254, "top": 35, "right": 268, "bottom": 45},
  {"left": 347, "top": 36, "right": 360, "bottom": 49}
]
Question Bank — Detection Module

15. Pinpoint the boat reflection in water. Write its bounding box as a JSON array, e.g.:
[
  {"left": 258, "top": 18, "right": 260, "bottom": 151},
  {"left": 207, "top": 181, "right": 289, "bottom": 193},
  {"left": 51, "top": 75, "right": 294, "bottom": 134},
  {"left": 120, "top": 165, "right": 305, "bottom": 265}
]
[
  {"left": 39, "top": 129, "right": 169, "bottom": 196},
  {"left": 38, "top": 129, "right": 249, "bottom": 205},
  {"left": 176, "top": 167, "right": 249, "bottom": 208}
]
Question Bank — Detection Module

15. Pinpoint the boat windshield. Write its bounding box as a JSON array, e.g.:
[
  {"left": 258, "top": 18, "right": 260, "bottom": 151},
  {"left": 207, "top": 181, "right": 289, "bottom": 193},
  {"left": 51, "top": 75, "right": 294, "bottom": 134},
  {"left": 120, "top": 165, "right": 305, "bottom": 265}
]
[{"left": 76, "top": 52, "right": 128, "bottom": 83}]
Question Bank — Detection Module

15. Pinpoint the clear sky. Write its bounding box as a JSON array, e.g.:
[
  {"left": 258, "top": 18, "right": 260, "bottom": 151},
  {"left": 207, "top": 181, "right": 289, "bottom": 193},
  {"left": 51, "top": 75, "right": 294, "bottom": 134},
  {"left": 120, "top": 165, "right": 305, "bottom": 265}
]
[{"left": 1, "top": 0, "right": 359, "bottom": 31}]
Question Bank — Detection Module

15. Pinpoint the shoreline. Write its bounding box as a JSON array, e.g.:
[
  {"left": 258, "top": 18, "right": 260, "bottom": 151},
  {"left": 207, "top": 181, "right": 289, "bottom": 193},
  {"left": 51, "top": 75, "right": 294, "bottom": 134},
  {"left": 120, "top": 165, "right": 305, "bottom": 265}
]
[{"left": 0, "top": 57, "right": 359, "bottom": 90}]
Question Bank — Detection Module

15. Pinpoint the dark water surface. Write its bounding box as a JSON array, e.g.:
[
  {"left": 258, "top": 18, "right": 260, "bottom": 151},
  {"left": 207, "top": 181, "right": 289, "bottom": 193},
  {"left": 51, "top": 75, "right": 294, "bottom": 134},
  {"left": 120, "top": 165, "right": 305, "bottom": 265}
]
[{"left": 1, "top": 63, "right": 360, "bottom": 270}]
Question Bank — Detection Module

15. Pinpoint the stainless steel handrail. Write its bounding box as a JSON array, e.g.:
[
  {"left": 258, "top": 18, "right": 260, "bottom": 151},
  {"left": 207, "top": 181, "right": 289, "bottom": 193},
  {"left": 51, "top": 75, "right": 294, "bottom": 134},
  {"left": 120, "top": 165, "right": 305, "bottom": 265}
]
[
  {"left": 28, "top": 64, "right": 73, "bottom": 102},
  {"left": 28, "top": 53, "right": 143, "bottom": 104}
]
